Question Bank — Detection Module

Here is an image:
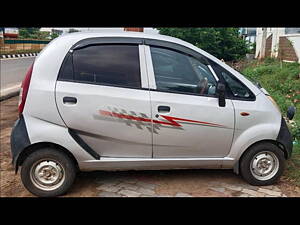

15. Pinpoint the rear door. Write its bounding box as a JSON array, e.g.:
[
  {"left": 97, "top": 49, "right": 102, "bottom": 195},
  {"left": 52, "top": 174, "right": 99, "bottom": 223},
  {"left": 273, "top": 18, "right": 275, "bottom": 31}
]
[{"left": 55, "top": 42, "right": 153, "bottom": 158}]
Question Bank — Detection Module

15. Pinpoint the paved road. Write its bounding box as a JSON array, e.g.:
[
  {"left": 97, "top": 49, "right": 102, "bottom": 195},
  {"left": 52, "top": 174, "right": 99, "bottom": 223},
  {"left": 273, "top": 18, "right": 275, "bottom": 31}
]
[{"left": 0, "top": 57, "right": 35, "bottom": 90}]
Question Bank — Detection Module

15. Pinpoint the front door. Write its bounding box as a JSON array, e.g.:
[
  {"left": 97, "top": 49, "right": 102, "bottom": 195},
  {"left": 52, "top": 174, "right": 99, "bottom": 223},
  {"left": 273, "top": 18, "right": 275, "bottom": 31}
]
[
  {"left": 146, "top": 46, "right": 235, "bottom": 158},
  {"left": 55, "top": 44, "right": 153, "bottom": 158}
]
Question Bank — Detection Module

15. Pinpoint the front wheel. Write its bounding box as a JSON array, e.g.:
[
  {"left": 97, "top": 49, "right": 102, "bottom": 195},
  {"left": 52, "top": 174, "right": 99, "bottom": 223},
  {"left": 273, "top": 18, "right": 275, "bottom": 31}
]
[
  {"left": 21, "top": 148, "right": 77, "bottom": 197},
  {"left": 239, "top": 142, "right": 286, "bottom": 186}
]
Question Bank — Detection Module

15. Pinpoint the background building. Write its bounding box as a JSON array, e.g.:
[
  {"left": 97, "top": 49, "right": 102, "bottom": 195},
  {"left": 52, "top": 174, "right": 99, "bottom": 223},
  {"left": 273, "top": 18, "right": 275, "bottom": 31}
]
[
  {"left": 240, "top": 27, "right": 257, "bottom": 45},
  {"left": 255, "top": 28, "right": 300, "bottom": 62}
]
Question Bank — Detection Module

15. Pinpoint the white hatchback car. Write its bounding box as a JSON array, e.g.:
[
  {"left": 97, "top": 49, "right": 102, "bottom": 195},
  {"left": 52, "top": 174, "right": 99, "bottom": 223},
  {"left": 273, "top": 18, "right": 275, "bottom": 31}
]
[{"left": 11, "top": 32, "right": 295, "bottom": 197}]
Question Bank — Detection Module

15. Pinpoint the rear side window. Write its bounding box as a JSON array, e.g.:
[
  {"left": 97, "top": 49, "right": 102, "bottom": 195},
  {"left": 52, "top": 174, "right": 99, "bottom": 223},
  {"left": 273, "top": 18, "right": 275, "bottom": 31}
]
[
  {"left": 59, "top": 53, "right": 74, "bottom": 80},
  {"left": 60, "top": 44, "right": 141, "bottom": 88}
]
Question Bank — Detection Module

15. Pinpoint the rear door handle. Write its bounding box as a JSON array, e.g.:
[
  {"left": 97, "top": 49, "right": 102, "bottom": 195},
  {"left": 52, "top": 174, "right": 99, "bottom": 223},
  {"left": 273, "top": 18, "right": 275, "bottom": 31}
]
[
  {"left": 158, "top": 105, "right": 170, "bottom": 113},
  {"left": 63, "top": 96, "right": 77, "bottom": 104}
]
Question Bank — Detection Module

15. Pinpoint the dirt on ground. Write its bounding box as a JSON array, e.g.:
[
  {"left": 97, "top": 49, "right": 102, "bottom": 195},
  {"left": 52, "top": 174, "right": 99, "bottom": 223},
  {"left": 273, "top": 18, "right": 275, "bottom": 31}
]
[{"left": 1, "top": 97, "right": 300, "bottom": 197}]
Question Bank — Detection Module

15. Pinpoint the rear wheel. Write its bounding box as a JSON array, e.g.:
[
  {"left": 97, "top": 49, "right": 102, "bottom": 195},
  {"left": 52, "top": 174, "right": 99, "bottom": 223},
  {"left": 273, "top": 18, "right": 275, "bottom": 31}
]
[
  {"left": 239, "top": 142, "right": 285, "bottom": 186},
  {"left": 21, "top": 148, "right": 77, "bottom": 197}
]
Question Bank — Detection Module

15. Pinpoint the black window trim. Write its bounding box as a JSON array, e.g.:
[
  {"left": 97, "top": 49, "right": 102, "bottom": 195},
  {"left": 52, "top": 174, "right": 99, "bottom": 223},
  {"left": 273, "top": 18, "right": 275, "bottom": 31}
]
[
  {"left": 148, "top": 88, "right": 219, "bottom": 99},
  {"left": 72, "top": 37, "right": 144, "bottom": 50}
]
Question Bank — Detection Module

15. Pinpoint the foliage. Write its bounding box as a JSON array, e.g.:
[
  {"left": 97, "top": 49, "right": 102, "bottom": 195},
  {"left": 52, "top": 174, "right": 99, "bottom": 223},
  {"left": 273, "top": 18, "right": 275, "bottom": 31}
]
[
  {"left": 157, "top": 28, "right": 251, "bottom": 61},
  {"left": 241, "top": 58, "right": 300, "bottom": 141},
  {"left": 284, "top": 143, "right": 300, "bottom": 186},
  {"left": 68, "top": 28, "right": 80, "bottom": 33},
  {"left": 36, "top": 31, "right": 50, "bottom": 39},
  {"left": 249, "top": 42, "right": 256, "bottom": 54},
  {"left": 51, "top": 32, "right": 59, "bottom": 39},
  {"left": 18, "top": 28, "right": 54, "bottom": 40},
  {"left": 19, "top": 28, "right": 41, "bottom": 39}
]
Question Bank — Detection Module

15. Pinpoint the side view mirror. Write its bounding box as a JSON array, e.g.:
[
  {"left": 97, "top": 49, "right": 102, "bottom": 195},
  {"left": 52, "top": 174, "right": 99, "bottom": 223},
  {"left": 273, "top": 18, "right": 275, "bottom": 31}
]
[
  {"left": 216, "top": 82, "right": 226, "bottom": 107},
  {"left": 287, "top": 106, "right": 296, "bottom": 120}
]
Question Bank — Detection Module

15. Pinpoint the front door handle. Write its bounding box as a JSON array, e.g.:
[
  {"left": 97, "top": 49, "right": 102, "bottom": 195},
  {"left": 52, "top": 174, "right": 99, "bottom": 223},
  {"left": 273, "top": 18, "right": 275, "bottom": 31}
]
[
  {"left": 63, "top": 96, "right": 77, "bottom": 105},
  {"left": 158, "top": 105, "right": 170, "bottom": 113}
]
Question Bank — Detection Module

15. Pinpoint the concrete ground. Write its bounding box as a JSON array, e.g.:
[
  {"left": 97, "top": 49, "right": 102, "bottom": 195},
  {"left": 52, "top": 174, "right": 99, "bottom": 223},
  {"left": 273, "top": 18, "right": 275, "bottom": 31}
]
[{"left": 1, "top": 97, "right": 300, "bottom": 197}]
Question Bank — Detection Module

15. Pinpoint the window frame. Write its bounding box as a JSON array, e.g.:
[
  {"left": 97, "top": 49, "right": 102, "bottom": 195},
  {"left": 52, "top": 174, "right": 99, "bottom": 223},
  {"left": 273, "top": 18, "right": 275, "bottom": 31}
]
[
  {"left": 146, "top": 45, "right": 219, "bottom": 98},
  {"left": 57, "top": 42, "right": 148, "bottom": 90}
]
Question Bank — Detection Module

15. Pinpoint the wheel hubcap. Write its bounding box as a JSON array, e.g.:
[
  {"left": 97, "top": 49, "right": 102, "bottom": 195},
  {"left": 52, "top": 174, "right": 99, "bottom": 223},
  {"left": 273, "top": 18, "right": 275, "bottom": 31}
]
[
  {"left": 30, "top": 160, "right": 65, "bottom": 191},
  {"left": 250, "top": 151, "right": 279, "bottom": 181}
]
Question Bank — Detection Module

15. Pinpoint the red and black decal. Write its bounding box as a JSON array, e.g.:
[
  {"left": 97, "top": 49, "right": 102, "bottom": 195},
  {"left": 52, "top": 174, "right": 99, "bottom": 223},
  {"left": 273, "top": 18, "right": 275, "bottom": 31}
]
[{"left": 99, "top": 110, "right": 226, "bottom": 128}]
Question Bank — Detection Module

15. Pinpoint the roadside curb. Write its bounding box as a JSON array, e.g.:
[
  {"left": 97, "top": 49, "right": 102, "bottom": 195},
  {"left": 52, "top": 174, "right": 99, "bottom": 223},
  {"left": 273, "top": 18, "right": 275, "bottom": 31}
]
[
  {"left": 0, "top": 90, "right": 20, "bottom": 101},
  {"left": 0, "top": 84, "right": 21, "bottom": 102},
  {"left": 0, "top": 53, "right": 38, "bottom": 59}
]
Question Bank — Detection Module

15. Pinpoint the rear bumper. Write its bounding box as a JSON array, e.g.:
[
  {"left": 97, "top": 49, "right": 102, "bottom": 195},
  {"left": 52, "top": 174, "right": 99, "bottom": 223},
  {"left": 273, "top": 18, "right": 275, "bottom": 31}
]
[
  {"left": 277, "top": 117, "right": 293, "bottom": 159},
  {"left": 10, "top": 114, "right": 31, "bottom": 172}
]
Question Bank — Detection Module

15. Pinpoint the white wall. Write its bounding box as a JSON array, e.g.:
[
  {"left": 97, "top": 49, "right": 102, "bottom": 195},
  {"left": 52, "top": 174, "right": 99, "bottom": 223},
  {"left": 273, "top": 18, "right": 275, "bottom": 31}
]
[{"left": 256, "top": 28, "right": 285, "bottom": 58}]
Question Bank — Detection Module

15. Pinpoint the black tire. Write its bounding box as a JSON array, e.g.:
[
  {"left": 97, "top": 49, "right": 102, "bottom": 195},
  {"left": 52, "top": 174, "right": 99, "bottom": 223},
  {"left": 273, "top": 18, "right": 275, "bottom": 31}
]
[
  {"left": 21, "top": 148, "right": 77, "bottom": 197},
  {"left": 239, "top": 142, "right": 285, "bottom": 186}
]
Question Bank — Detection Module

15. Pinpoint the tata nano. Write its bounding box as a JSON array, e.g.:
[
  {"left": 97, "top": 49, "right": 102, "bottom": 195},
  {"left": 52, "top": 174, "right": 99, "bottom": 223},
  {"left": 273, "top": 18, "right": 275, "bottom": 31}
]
[{"left": 10, "top": 32, "right": 295, "bottom": 197}]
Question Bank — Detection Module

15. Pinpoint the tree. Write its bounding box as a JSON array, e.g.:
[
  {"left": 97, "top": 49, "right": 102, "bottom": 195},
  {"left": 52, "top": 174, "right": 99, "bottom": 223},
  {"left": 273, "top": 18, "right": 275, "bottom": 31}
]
[
  {"left": 18, "top": 28, "right": 41, "bottom": 39},
  {"left": 68, "top": 28, "right": 80, "bottom": 33},
  {"left": 157, "top": 28, "right": 251, "bottom": 61},
  {"left": 36, "top": 31, "right": 50, "bottom": 39},
  {"left": 51, "top": 32, "right": 59, "bottom": 39}
]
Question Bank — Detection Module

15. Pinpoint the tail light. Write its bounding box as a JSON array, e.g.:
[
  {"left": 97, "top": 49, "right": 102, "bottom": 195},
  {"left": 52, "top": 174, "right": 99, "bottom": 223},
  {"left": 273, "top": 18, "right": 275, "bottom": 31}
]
[{"left": 18, "top": 63, "right": 34, "bottom": 114}]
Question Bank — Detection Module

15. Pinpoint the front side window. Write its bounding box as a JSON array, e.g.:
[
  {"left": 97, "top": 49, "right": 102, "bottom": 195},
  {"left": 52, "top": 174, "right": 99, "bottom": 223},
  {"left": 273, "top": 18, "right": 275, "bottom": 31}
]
[
  {"left": 72, "top": 44, "right": 141, "bottom": 88},
  {"left": 210, "top": 61, "right": 255, "bottom": 100},
  {"left": 150, "top": 47, "right": 217, "bottom": 96}
]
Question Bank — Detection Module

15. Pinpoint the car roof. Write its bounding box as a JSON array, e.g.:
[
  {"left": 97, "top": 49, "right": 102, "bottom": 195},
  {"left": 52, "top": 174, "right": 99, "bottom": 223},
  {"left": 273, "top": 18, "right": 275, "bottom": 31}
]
[
  {"left": 57, "top": 31, "right": 193, "bottom": 51},
  {"left": 60, "top": 31, "right": 182, "bottom": 44}
]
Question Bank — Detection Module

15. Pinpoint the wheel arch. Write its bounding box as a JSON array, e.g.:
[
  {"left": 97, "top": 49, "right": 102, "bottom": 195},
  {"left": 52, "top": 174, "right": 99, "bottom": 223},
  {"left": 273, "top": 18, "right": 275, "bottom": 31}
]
[{"left": 16, "top": 142, "right": 79, "bottom": 173}]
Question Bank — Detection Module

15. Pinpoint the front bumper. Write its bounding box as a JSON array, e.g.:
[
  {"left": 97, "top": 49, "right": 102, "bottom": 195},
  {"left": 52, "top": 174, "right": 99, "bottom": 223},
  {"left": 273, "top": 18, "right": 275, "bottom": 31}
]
[
  {"left": 10, "top": 114, "right": 31, "bottom": 172},
  {"left": 276, "top": 117, "right": 293, "bottom": 159}
]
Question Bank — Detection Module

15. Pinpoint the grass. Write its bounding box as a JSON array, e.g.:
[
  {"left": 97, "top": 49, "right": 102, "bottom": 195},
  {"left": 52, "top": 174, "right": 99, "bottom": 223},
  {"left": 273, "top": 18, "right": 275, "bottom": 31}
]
[
  {"left": 285, "top": 143, "right": 300, "bottom": 186},
  {"left": 240, "top": 58, "right": 300, "bottom": 185}
]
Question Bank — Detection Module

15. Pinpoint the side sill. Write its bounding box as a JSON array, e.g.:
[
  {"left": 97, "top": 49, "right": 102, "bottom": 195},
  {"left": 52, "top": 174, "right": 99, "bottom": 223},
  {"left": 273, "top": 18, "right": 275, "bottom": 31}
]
[{"left": 78, "top": 157, "right": 235, "bottom": 171}]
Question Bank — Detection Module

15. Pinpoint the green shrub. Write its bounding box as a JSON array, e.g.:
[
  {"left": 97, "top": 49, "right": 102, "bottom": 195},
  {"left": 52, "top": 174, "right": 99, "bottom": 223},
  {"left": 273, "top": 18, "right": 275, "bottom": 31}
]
[
  {"left": 291, "top": 123, "right": 300, "bottom": 142},
  {"left": 241, "top": 59, "right": 300, "bottom": 141}
]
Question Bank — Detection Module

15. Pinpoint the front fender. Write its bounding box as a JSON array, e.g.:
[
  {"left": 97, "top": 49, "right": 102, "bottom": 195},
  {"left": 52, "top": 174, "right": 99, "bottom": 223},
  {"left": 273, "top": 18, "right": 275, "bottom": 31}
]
[{"left": 227, "top": 122, "right": 280, "bottom": 161}]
